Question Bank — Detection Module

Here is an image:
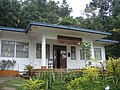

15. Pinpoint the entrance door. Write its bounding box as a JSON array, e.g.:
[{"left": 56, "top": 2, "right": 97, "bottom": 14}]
[{"left": 53, "top": 45, "right": 67, "bottom": 69}]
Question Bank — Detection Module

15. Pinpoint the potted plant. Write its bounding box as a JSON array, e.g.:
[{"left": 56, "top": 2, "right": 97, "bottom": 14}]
[{"left": 24, "top": 64, "right": 34, "bottom": 76}]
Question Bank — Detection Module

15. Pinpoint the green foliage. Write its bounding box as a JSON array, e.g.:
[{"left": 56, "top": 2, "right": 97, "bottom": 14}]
[
  {"left": 106, "top": 28, "right": 120, "bottom": 57},
  {"left": 22, "top": 77, "right": 45, "bottom": 90},
  {"left": 0, "top": 63, "right": 120, "bottom": 90},
  {"left": 58, "top": 16, "right": 80, "bottom": 27},
  {"left": 0, "top": 59, "right": 16, "bottom": 70},
  {"left": 67, "top": 73, "right": 104, "bottom": 90},
  {"left": 107, "top": 57, "right": 120, "bottom": 74},
  {"left": 36, "top": 70, "right": 82, "bottom": 90},
  {"left": 82, "top": 0, "right": 120, "bottom": 58},
  {"left": 59, "top": 0, "right": 72, "bottom": 18},
  {"left": 0, "top": 0, "right": 72, "bottom": 28},
  {"left": 67, "top": 77, "right": 81, "bottom": 90},
  {"left": 0, "top": 77, "right": 27, "bottom": 90},
  {"left": 83, "top": 66, "right": 99, "bottom": 81},
  {"left": 67, "top": 63, "right": 120, "bottom": 90},
  {"left": 24, "top": 64, "right": 33, "bottom": 71},
  {"left": 37, "top": 70, "right": 67, "bottom": 90},
  {"left": 106, "top": 57, "right": 120, "bottom": 85},
  {"left": 24, "top": 64, "right": 34, "bottom": 76}
]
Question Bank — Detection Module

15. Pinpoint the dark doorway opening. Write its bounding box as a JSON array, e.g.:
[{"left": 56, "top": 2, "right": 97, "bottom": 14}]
[{"left": 57, "top": 49, "right": 60, "bottom": 68}]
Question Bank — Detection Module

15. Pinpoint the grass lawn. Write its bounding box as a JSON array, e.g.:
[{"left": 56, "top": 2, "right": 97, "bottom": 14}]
[{"left": 0, "top": 77, "right": 27, "bottom": 90}]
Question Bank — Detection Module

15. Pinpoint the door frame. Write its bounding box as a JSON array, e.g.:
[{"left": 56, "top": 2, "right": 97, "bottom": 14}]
[{"left": 53, "top": 45, "right": 67, "bottom": 69}]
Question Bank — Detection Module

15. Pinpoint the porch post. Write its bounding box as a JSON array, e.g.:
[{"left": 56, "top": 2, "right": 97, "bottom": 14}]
[
  {"left": 41, "top": 33, "right": 46, "bottom": 69},
  {"left": 91, "top": 42, "right": 95, "bottom": 60}
]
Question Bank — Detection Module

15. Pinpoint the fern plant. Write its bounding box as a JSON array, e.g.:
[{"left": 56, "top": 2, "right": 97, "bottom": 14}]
[{"left": 22, "top": 77, "right": 45, "bottom": 90}]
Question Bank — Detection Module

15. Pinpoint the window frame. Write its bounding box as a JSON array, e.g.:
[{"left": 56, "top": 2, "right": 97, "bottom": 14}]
[
  {"left": 36, "top": 43, "right": 50, "bottom": 59},
  {"left": 80, "top": 48, "right": 87, "bottom": 60},
  {"left": 0, "top": 40, "right": 29, "bottom": 58},
  {"left": 71, "top": 46, "right": 76, "bottom": 60},
  {"left": 94, "top": 48, "right": 102, "bottom": 60},
  {"left": 1, "top": 40, "right": 15, "bottom": 57},
  {"left": 16, "top": 41, "right": 29, "bottom": 58},
  {"left": 36, "top": 43, "right": 42, "bottom": 59}
]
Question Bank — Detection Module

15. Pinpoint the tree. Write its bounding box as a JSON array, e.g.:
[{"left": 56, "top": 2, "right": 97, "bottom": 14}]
[
  {"left": 0, "top": 0, "right": 72, "bottom": 28},
  {"left": 0, "top": 0, "right": 22, "bottom": 27},
  {"left": 81, "top": 0, "right": 120, "bottom": 58},
  {"left": 58, "top": 16, "right": 80, "bottom": 27},
  {"left": 59, "top": 0, "right": 72, "bottom": 18}
]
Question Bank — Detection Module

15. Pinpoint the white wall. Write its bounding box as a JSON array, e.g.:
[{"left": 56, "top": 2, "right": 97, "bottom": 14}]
[
  {"left": 0, "top": 31, "right": 31, "bottom": 71},
  {"left": 91, "top": 43, "right": 106, "bottom": 67},
  {"left": 0, "top": 30, "right": 106, "bottom": 71}
]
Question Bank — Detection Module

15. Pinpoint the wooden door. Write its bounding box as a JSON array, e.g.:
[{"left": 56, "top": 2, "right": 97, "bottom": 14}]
[
  {"left": 53, "top": 45, "right": 67, "bottom": 69},
  {"left": 60, "top": 49, "right": 67, "bottom": 68}
]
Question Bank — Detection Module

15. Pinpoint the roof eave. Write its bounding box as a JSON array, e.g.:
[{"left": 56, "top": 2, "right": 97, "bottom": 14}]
[
  {"left": 0, "top": 27, "right": 26, "bottom": 33},
  {"left": 26, "top": 22, "right": 111, "bottom": 36}
]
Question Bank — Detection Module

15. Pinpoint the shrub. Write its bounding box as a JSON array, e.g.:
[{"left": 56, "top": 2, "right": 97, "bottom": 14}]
[
  {"left": 0, "top": 59, "right": 16, "bottom": 70},
  {"left": 67, "top": 67, "right": 105, "bottom": 90},
  {"left": 24, "top": 64, "right": 34, "bottom": 76},
  {"left": 21, "top": 77, "right": 45, "bottom": 90},
  {"left": 83, "top": 66, "right": 99, "bottom": 81}
]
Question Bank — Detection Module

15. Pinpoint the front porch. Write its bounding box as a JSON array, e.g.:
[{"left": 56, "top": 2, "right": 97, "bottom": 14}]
[
  {"left": 34, "top": 33, "right": 85, "bottom": 69},
  {"left": 28, "top": 25, "right": 105, "bottom": 70}
]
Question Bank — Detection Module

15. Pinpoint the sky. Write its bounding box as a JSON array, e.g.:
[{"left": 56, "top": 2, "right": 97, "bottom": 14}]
[{"left": 53, "top": 0, "right": 92, "bottom": 17}]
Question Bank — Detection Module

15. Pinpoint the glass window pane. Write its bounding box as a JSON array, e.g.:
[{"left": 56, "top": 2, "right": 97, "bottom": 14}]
[
  {"left": 71, "top": 46, "right": 76, "bottom": 60},
  {"left": 46, "top": 44, "right": 50, "bottom": 59},
  {"left": 80, "top": 48, "right": 87, "bottom": 60},
  {"left": 36, "top": 44, "right": 50, "bottom": 59},
  {"left": 94, "top": 48, "right": 102, "bottom": 60},
  {"left": 1, "top": 40, "right": 15, "bottom": 57},
  {"left": 16, "top": 42, "right": 29, "bottom": 58},
  {"left": 36, "top": 43, "right": 41, "bottom": 59}
]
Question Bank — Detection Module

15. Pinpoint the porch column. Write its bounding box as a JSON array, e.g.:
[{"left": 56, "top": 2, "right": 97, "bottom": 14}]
[
  {"left": 91, "top": 42, "right": 95, "bottom": 60},
  {"left": 41, "top": 33, "right": 46, "bottom": 69}
]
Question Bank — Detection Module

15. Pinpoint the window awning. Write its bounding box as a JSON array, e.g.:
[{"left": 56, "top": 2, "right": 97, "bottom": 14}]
[{"left": 96, "top": 39, "right": 119, "bottom": 45}]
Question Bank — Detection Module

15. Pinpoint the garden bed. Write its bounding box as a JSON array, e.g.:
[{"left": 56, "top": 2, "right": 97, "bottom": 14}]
[{"left": 0, "top": 70, "right": 19, "bottom": 76}]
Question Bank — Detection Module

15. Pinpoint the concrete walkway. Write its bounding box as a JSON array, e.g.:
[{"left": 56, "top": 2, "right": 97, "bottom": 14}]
[
  {"left": 0, "top": 77, "right": 20, "bottom": 90},
  {"left": 0, "top": 77, "right": 21, "bottom": 84},
  {"left": 1, "top": 87, "right": 16, "bottom": 90}
]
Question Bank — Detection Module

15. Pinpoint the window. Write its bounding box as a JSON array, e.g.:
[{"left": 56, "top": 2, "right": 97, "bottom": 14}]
[
  {"left": 1, "top": 40, "right": 29, "bottom": 58},
  {"left": 71, "top": 46, "right": 76, "bottom": 60},
  {"left": 46, "top": 44, "right": 50, "bottom": 59},
  {"left": 80, "top": 48, "right": 86, "bottom": 60},
  {"left": 94, "top": 48, "right": 102, "bottom": 60},
  {"left": 16, "top": 42, "right": 29, "bottom": 58},
  {"left": 80, "top": 47, "right": 91, "bottom": 60},
  {"left": 1, "top": 40, "right": 15, "bottom": 57},
  {"left": 36, "top": 43, "right": 50, "bottom": 59},
  {"left": 36, "top": 43, "right": 41, "bottom": 58}
]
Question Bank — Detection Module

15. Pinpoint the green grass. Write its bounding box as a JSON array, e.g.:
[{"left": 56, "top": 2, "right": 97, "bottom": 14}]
[{"left": 0, "top": 77, "right": 27, "bottom": 90}]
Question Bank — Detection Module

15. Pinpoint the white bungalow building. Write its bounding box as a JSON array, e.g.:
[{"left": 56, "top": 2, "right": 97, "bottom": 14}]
[{"left": 0, "top": 22, "right": 118, "bottom": 71}]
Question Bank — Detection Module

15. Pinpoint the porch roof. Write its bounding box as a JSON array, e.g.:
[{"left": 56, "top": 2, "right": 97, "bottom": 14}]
[
  {"left": 0, "top": 27, "right": 25, "bottom": 33},
  {"left": 26, "top": 21, "right": 111, "bottom": 35}
]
